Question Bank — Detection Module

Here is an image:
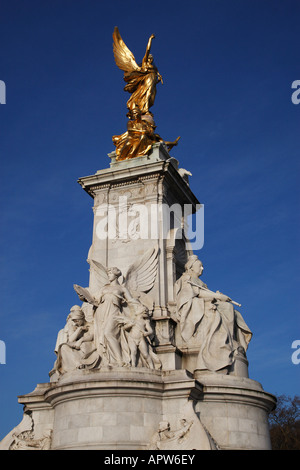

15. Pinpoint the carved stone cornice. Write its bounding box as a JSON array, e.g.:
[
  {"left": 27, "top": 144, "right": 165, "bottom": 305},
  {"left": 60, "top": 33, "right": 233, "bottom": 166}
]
[{"left": 78, "top": 145, "right": 200, "bottom": 212}]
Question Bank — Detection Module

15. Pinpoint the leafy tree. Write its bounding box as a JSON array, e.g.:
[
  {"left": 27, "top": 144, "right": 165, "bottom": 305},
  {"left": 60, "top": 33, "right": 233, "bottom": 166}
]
[{"left": 269, "top": 394, "right": 300, "bottom": 450}]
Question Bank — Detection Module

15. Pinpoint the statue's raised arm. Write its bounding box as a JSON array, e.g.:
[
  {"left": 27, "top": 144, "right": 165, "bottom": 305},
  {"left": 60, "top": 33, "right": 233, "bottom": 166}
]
[{"left": 142, "top": 34, "right": 155, "bottom": 69}]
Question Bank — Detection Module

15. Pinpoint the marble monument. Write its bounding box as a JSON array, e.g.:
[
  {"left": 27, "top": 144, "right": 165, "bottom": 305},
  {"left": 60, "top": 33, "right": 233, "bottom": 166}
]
[{"left": 0, "top": 28, "right": 276, "bottom": 451}]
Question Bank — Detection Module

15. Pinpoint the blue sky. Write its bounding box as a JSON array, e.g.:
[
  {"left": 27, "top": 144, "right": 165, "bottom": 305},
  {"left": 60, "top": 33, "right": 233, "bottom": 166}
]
[{"left": 0, "top": 0, "right": 299, "bottom": 439}]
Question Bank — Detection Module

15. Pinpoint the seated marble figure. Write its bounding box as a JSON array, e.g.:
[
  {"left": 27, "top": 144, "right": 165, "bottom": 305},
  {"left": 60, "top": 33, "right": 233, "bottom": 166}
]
[{"left": 175, "top": 255, "right": 252, "bottom": 374}]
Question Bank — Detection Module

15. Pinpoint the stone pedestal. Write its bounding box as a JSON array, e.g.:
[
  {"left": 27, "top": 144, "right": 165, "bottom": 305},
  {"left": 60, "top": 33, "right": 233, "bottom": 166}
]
[
  {"left": 0, "top": 369, "right": 275, "bottom": 450},
  {"left": 194, "top": 373, "right": 275, "bottom": 450},
  {"left": 44, "top": 369, "right": 205, "bottom": 450}
]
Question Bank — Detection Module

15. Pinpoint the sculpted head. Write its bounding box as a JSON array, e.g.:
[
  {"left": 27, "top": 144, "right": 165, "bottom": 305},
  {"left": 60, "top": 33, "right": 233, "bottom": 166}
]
[
  {"left": 185, "top": 255, "right": 203, "bottom": 277},
  {"left": 107, "top": 267, "right": 122, "bottom": 281},
  {"left": 69, "top": 305, "right": 85, "bottom": 326}
]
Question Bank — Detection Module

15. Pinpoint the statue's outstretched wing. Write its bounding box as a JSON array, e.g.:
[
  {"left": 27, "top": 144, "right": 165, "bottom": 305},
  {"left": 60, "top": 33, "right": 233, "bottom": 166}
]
[
  {"left": 124, "top": 246, "right": 159, "bottom": 295},
  {"left": 73, "top": 258, "right": 109, "bottom": 306},
  {"left": 88, "top": 258, "right": 109, "bottom": 290},
  {"left": 113, "top": 26, "right": 141, "bottom": 74}
]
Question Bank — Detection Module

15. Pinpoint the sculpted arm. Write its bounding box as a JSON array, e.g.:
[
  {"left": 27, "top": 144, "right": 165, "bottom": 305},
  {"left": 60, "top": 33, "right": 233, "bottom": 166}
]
[
  {"left": 142, "top": 34, "right": 155, "bottom": 68},
  {"left": 198, "top": 288, "right": 231, "bottom": 302},
  {"left": 68, "top": 326, "right": 86, "bottom": 343},
  {"left": 187, "top": 280, "right": 231, "bottom": 302},
  {"left": 122, "top": 286, "right": 140, "bottom": 304},
  {"left": 93, "top": 288, "right": 104, "bottom": 305},
  {"left": 76, "top": 329, "right": 94, "bottom": 348},
  {"left": 144, "top": 319, "right": 153, "bottom": 337}
]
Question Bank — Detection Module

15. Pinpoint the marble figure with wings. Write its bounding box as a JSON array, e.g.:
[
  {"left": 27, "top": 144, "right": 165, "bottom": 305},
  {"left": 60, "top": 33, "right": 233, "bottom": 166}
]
[{"left": 73, "top": 247, "right": 159, "bottom": 367}]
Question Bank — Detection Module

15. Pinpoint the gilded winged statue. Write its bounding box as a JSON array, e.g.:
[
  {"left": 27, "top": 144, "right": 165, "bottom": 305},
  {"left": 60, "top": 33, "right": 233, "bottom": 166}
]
[
  {"left": 112, "top": 27, "right": 180, "bottom": 161},
  {"left": 112, "top": 26, "right": 162, "bottom": 116}
]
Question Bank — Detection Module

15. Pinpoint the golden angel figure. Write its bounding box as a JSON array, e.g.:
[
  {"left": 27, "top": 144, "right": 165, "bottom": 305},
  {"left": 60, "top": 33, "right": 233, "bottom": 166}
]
[{"left": 112, "top": 26, "right": 163, "bottom": 117}]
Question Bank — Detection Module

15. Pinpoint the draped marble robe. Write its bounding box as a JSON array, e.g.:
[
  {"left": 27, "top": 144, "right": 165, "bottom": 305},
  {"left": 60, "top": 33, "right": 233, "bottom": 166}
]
[{"left": 175, "top": 273, "right": 252, "bottom": 373}]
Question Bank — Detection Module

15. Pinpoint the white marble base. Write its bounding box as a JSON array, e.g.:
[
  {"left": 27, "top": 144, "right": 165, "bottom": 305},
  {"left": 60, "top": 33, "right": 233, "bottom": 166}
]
[
  {"left": 194, "top": 372, "right": 275, "bottom": 450},
  {"left": 0, "top": 368, "right": 275, "bottom": 450}
]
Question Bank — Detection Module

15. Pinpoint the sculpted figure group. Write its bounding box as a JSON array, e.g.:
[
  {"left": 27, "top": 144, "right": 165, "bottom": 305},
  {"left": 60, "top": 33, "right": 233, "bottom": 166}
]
[
  {"left": 51, "top": 247, "right": 252, "bottom": 378},
  {"left": 51, "top": 248, "right": 161, "bottom": 377},
  {"left": 149, "top": 401, "right": 216, "bottom": 450}
]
